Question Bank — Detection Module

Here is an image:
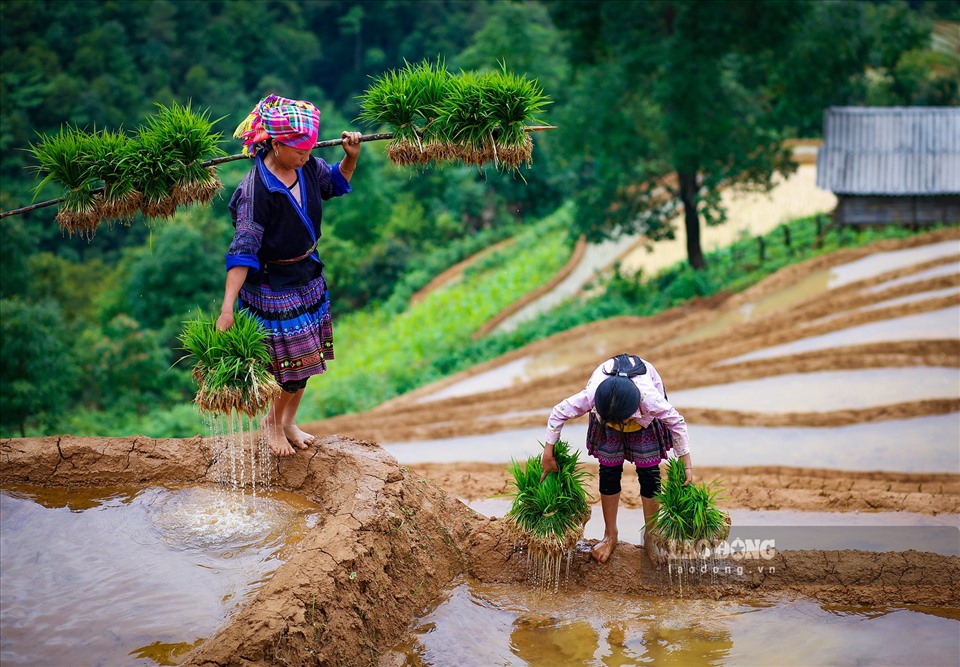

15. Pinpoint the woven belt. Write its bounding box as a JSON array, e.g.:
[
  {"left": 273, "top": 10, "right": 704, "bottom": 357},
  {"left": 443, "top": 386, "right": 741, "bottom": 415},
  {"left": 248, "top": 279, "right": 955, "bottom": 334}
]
[
  {"left": 607, "top": 420, "right": 643, "bottom": 432},
  {"left": 268, "top": 241, "right": 318, "bottom": 265}
]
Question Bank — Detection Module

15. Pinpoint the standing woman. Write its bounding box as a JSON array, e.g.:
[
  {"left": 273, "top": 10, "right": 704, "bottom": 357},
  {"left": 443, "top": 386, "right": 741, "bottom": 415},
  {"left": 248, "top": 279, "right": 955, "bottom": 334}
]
[
  {"left": 216, "top": 94, "right": 361, "bottom": 456},
  {"left": 541, "top": 353, "right": 693, "bottom": 565}
]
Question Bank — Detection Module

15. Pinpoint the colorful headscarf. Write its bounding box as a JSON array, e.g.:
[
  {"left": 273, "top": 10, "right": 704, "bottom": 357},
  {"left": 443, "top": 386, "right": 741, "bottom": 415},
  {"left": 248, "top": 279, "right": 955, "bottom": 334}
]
[{"left": 233, "top": 94, "right": 321, "bottom": 156}]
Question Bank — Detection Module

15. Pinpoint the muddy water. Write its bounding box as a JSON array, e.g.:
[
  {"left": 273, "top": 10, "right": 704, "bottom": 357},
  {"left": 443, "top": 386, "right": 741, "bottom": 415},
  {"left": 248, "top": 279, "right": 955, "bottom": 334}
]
[
  {"left": 0, "top": 485, "right": 320, "bottom": 667},
  {"left": 720, "top": 306, "right": 959, "bottom": 364},
  {"left": 827, "top": 240, "right": 958, "bottom": 288},
  {"left": 668, "top": 367, "right": 959, "bottom": 413},
  {"left": 467, "top": 499, "right": 960, "bottom": 556},
  {"left": 387, "top": 578, "right": 959, "bottom": 666},
  {"left": 384, "top": 412, "right": 960, "bottom": 472}
]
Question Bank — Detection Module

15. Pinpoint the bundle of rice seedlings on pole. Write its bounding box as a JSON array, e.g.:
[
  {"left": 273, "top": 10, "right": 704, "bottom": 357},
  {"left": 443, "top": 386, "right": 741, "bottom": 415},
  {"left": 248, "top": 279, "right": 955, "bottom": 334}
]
[
  {"left": 133, "top": 102, "right": 225, "bottom": 222},
  {"left": 646, "top": 458, "right": 730, "bottom": 562},
  {"left": 27, "top": 126, "right": 102, "bottom": 237},
  {"left": 146, "top": 101, "right": 225, "bottom": 208},
  {"left": 358, "top": 59, "right": 451, "bottom": 167},
  {"left": 482, "top": 64, "right": 550, "bottom": 170},
  {"left": 23, "top": 102, "right": 225, "bottom": 231},
  {"left": 177, "top": 310, "right": 280, "bottom": 418},
  {"left": 86, "top": 129, "right": 141, "bottom": 224},
  {"left": 432, "top": 70, "right": 499, "bottom": 168},
  {"left": 506, "top": 440, "right": 592, "bottom": 592}
]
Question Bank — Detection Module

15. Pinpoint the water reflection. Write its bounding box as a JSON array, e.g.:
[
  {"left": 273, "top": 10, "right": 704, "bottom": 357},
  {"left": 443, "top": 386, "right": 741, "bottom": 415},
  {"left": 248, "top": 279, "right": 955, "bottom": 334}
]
[
  {"left": 720, "top": 307, "right": 959, "bottom": 364},
  {"left": 668, "top": 367, "right": 959, "bottom": 413},
  {"left": 0, "top": 485, "right": 319, "bottom": 667},
  {"left": 826, "top": 240, "right": 958, "bottom": 289},
  {"left": 390, "top": 579, "right": 959, "bottom": 666}
]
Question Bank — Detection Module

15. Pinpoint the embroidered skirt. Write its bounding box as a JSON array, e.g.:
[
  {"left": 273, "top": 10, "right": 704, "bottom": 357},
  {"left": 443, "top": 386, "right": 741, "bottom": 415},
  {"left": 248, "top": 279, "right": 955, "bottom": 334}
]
[
  {"left": 238, "top": 271, "right": 334, "bottom": 385},
  {"left": 585, "top": 412, "right": 673, "bottom": 468}
]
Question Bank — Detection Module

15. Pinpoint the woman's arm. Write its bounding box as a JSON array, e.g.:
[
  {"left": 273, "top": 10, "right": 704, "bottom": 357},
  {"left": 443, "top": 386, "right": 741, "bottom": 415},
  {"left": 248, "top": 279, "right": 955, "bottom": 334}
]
[{"left": 215, "top": 266, "right": 249, "bottom": 331}]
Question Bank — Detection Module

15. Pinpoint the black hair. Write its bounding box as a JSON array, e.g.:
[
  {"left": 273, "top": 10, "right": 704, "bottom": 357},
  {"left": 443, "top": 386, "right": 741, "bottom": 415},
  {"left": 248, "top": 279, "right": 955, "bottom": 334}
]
[{"left": 595, "top": 354, "right": 646, "bottom": 423}]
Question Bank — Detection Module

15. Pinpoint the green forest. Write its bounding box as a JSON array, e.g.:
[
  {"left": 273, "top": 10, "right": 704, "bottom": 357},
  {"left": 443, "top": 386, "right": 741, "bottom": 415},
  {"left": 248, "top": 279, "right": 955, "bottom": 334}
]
[{"left": 1, "top": 0, "right": 957, "bottom": 438}]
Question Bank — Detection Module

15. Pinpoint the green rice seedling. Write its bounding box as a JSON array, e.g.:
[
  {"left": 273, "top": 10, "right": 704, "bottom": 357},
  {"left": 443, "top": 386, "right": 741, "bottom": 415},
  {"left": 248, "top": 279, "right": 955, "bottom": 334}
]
[
  {"left": 84, "top": 129, "right": 140, "bottom": 223},
  {"left": 144, "top": 101, "right": 225, "bottom": 207},
  {"left": 178, "top": 310, "right": 280, "bottom": 417},
  {"left": 647, "top": 458, "right": 729, "bottom": 558},
  {"left": 128, "top": 128, "right": 179, "bottom": 222},
  {"left": 506, "top": 440, "right": 592, "bottom": 550},
  {"left": 433, "top": 70, "right": 500, "bottom": 168},
  {"left": 402, "top": 58, "right": 453, "bottom": 165},
  {"left": 358, "top": 60, "right": 448, "bottom": 166},
  {"left": 506, "top": 440, "right": 592, "bottom": 591},
  {"left": 134, "top": 102, "right": 225, "bottom": 221},
  {"left": 27, "top": 126, "right": 102, "bottom": 236},
  {"left": 482, "top": 64, "right": 551, "bottom": 170}
]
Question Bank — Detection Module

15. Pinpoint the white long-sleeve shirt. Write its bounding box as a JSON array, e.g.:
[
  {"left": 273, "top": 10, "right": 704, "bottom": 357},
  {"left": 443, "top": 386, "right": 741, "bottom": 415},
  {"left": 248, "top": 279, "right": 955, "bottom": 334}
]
[{"left": 544, "top": 357, "right": 690, "bottom": 455}]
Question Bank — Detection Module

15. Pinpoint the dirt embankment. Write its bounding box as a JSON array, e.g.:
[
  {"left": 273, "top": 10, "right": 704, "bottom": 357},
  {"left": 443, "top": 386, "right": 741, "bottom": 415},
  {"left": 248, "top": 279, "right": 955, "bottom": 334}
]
[
  {"left": 412, "top": 462, "right": 960, "bottom": 514},
  {"left": 2, "top": 436, "right": 958, "bottom": 666}
]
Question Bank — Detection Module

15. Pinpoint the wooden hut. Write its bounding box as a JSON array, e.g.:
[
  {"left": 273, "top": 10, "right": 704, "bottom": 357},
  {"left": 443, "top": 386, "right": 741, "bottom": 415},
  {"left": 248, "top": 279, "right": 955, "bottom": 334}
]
[{"left": 816, "top": 107, "right": 960, "bottom": 225}]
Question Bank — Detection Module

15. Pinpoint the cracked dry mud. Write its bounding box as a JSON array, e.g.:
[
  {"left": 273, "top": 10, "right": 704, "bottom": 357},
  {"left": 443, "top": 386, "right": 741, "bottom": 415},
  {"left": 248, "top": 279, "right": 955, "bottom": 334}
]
[{"left": 1, "top": 229, "right": 958, "bottom": 666}]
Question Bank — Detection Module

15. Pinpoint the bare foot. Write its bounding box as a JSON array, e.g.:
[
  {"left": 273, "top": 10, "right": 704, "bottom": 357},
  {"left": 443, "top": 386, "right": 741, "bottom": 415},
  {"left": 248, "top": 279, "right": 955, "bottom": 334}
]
[
  {"left": 591, "top": 535, "right": 618, "bottom": 563},
  {"left": 645, "top": 536, "right": 667, "bottom": 568},
  {"left": 261, "top": 420, "right": 296, "bottom": 457},
  {"left": 267, "top": 432, "right": 296, "bottom": 456},
  {"left": 284, "top": 425, "right": 316, "bottom": 450}
]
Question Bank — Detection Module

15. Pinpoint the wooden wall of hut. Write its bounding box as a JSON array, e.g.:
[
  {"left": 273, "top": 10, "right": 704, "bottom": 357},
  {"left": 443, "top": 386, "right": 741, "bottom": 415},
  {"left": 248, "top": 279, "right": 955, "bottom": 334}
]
[{"left": 835, "top": 195, "right": 960, "bottom": 225}]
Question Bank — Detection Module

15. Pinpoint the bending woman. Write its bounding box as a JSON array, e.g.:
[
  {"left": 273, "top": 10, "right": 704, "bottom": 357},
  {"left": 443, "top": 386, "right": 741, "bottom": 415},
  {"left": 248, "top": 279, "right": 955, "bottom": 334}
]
[
  {"left": 541, "top": 353, "right": 693, "bottom": 565},
  {"left": 216, "top": 94, "right": 361, "bottom": 456}
]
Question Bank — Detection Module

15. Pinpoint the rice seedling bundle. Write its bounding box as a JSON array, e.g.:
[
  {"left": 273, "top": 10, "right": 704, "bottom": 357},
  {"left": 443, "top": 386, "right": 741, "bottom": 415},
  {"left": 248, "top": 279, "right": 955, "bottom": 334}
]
[
  {"left": 358, "top": 59, "right": 551, "bottom": 170},
  {"left": 26, "top": 102, "right": 225, "bottom": 235},
  {"left": 28, "top": 126, "right": 103, "bottom": 237},
  {"left": 131, "top": 102, "right": 225, "bottom": 222},
  {"left": 86, "top": 129, "right": 140, "bottom": 224},
  {"left": 506, "top": 440, "right": 592, "bottom": 590},
  {"left": 358, "top": 58, "right": 452, "bottom": 166},
  {"left": 647, "top": 458, "right": 730, "bottom": 560},
  {"left": 177, "top": 310, "right": 280, "bottom": 417}
]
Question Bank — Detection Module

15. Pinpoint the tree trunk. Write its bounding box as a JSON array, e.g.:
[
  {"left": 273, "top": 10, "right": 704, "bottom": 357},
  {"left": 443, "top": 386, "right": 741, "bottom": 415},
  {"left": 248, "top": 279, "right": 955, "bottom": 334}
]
[{"left": 678, "top": 170, "right": 706, "bottom": 270}]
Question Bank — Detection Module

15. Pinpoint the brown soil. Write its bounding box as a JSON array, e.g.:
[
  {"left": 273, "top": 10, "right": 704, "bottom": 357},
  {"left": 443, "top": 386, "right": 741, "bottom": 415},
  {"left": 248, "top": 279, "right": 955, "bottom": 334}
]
[{"left": 1, "top": 229, "right": 958, "bottom": 666}]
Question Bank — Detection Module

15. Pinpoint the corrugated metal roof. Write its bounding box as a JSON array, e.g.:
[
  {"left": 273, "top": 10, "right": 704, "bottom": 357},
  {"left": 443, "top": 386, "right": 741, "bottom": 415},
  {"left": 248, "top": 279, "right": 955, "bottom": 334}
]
[{"left": 816, "top": 107, "right": 960, "bottom": 195}]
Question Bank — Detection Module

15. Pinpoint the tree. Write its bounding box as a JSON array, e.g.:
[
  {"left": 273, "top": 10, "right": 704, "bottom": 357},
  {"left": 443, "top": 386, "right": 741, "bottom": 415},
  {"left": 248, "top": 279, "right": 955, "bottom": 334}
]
[
  {"left": 549, "top": 0, "right": 805, "bottom": 270},
  {"left": 119, "top": 223, "right": 223, "bottom": 331},
  {"left": 0, "top": 298, "right": 80, "bottom": 437}
]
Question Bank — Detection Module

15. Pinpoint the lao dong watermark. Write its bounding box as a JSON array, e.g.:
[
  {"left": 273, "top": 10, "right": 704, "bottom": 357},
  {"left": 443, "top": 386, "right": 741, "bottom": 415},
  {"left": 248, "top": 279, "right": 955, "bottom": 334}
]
[{"left": 665, "top": 537, "right": 778, "bottom": 578}]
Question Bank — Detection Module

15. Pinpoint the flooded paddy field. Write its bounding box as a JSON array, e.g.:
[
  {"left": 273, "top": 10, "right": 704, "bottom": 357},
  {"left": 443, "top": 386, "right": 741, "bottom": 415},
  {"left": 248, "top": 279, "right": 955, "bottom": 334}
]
[{"left": 1, "top": 230, "right": 957, "bottom": 665}]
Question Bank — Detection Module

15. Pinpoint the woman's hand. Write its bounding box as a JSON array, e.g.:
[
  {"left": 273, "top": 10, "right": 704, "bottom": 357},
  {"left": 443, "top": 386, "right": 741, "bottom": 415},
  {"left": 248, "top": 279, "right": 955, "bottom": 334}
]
[
  {"left": 341, "top": 131, "right": 362, "bottom": 159},
  {"left": 215, "top": 311, "right": 235, "bottom": 332},
  {"left": 679, "top": 453, "right": 694, "bottom": 486},
  {"left": 540, "top": 451, "right": 559, "bottom": 483}
]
